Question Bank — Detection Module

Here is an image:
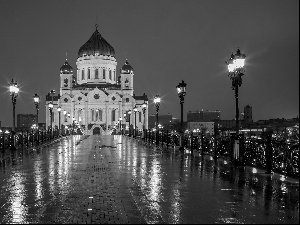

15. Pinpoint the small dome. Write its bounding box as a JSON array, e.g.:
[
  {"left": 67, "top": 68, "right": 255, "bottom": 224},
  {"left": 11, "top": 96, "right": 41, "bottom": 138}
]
[
  {"left": 60, "top": 60, "right": 73, "bottom": 74},
  {"left": 121, "top": 59, "right": 134, "bottom": 74},
  {"left": 78, "top": 26, "right": 115, "bottom": 58}
]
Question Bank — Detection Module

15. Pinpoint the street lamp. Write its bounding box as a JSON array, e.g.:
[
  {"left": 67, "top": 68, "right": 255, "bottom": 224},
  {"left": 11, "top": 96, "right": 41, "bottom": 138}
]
[
  {"left": 63, "top": 110, "right": 66, "bottom": 135},
  {"left": 128, "top": 110, "right": 132, "bottom": 137},
  {"left": 72, "top": 117, "right": 75, "bottom": 135},
  {"left": 226, "top": 47, "right": 246, "bottom": 161},
  {"left": 33, "top": 93, "right": 40, "bottom": 144},
  {"left": 133, "top": 105, "right": 138, "bottom": 138},
  {"left": 154, "top": 94, "right": 161, "bottom": 145},
  {"left": 33, "top": 93, "right": 40, "bottom": 127},
  {"left": 176, "top": 80, "right": 187, "bottom": 151},
  {"left": 9, "top": 79, "right": 19, "bottom": 150},
  {"left": 57, "top": 106, "right": 61, "bottom": 135},
  {"left": 50, "top": 89, "right": 55, "bottom": 101},
  {"left": 119, "top": 117, "right": 122, "bottom": 134},
  {"left": 142, "top": 100, "right": 147, "bottom": 138},
  {"left": 48, "top": 102, "right": 53, "bottom": 138},
  {"left": 48, "top": 89, "right": 55, "bottom": 136},
  {"left": 123, "top": 112, "right": 127, "bottom": 135}
]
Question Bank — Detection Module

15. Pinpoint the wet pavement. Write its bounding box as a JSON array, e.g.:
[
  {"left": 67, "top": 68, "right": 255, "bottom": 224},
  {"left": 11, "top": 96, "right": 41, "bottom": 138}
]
[{"left": 0, "top": 135, "right": 299, "bottom": 224}]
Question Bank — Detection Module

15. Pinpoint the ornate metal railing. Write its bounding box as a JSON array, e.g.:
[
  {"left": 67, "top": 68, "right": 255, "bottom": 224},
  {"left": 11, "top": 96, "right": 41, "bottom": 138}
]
[
  {"left": 130, "top": 129, "right": 299, "bottom": 179},
  {"left": 0, "top": 129, "right": 69, "bottom": 152}
]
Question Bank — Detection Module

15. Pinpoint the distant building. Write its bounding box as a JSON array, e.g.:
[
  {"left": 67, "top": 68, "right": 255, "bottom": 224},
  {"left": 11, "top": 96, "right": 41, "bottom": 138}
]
[
  {"left": 187, "top": 109, "right": 221, "bottom": 122},
  {"left": 17, "top": 114, "right": 37, "bottom": 130},
  {"left": 148, "top": 113, "right": 173, "bottom": 129},
  {"left": 187, "top": 122, "right": 215, "bottom": 135},
  {"left": 218, "top": 119, "right": 243, "bottom": 130},
  {"left": 243, "top": 105, "right": 253, "bottom": 126}
]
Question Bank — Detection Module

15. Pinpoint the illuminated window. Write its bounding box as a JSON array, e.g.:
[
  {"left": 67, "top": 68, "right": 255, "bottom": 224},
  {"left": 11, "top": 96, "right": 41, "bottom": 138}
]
[
  {"left": 88, "top": 69, "right": 90, "bottom": 79},
  {"left": 112, "top": 109, "right": 115, "bottom": 121},
  {"left": 95, "top": 69, "right": 99, "bottom": 79},
  {"left": 99, "top": 110, "right": 103, "bottom": 121},
  {"left": 82, "top": 70, "right": 85, "bottom": 80}
]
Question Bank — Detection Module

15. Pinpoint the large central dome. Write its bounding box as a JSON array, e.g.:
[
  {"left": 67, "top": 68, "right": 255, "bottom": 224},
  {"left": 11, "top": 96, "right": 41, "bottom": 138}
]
[{"left": 78, "top": 27, "right": 115, "bottom": 58}]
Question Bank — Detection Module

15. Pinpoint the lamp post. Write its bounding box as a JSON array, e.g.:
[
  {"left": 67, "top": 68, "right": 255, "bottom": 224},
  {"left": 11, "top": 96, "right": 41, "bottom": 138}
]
[
  {"left": 33, "top": 93, "right": 40, "bottom": 144},
  {"left": 33, "top": 93, "right": 40, "bottom": 127},
  {"left": 128, "top": 110, "right": 132, "bottom": 137},
  {"left": 123, "top": 112, "right": 127, "bottom": 135},
  {"left": 226, "top": 48, "right": 246, "bottom": 162},
  {"left": 154, "top": 95, "right": 161, "bottom": 146},
  {"left": 119, "top": 117, "right": 122, "bottom": 134},
  {"left": 176, "top": 80, "right": 187, "bottom": 151},
  {"left": 72, "top": 117, "right": 75, "bottom": 135},
  {"left": 63, "top": 110, "right": 66, "bottom": 135},
  {"left": 9, "top": 79, "right": 19, "bottom": 150},
  {"left": 142, "top": 100, "right": 147, "bottom": 139},
  {"left": 49, "top": 89, "right": 55, "bottom": 137},
  {"left": 48, "top": 102, "right": 53, "bottom": 139},
  {"left": 57, "top": 106, "right": 61, "bottom": 135},
  {"left": 133, "top": 105, "right": 138, "bottom": 138}
]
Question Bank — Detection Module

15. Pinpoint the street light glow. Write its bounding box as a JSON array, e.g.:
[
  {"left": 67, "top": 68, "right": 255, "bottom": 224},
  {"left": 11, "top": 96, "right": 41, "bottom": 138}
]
[{"left": 154, "top": 95, "right": 161, "bottom": 104}]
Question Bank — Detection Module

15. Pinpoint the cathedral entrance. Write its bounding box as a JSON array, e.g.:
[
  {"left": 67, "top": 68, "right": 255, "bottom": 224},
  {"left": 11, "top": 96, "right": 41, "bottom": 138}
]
[
  {"left": 90, "top": 124, "right": 104, "bottom": 135},
  {"left": 93, "top": 127, "right": 101, "bottom": 135}
]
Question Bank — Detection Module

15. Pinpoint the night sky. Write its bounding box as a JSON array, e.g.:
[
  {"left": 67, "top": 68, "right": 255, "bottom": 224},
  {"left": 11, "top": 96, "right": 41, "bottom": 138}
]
[{"left": 0, "top": 0, "right": 299, "bottom": 127}]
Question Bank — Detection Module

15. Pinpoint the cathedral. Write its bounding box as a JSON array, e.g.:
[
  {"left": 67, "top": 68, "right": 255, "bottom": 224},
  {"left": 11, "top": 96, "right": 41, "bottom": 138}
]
[{"left": 45, "top": 25, "right": 148, "bottom": 135}]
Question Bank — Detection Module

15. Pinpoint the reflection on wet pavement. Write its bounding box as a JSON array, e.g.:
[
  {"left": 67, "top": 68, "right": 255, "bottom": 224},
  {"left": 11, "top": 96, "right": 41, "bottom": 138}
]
[{"left": 0, "top": 135, "right": 299, "bottom": 224}]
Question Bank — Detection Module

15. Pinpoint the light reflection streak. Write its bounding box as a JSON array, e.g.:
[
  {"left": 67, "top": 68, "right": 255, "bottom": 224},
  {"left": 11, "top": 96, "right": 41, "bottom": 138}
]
[
  {"left": 170, "top": 184, "right": 181, "bottom": 223},
  {"left": 7, "top": 172, "right": 28, "bottom": 223},
  {"left": 34, "top": 160, "right": 43, "bottom": 202},
  {"left": 139, "top": 157, "right": 146, "bottom": 188},
  {"left": 148, "top": 158, "right": 162, "bottom": 203},
  {"left": 48, "top": 148, "right": 55, "bottom": 195}
]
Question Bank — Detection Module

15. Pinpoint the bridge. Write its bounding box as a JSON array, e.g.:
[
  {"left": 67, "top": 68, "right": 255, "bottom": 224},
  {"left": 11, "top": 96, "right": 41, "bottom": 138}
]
[{"left": 0, "top": 134, "right": 298, "bottom": 224}]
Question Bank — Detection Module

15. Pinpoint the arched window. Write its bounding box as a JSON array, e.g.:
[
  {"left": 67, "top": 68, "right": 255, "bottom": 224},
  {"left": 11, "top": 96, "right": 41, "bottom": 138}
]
[
  {"left": 109, "top": 70, "right": 112, "bottom": 80},
  {"left": 95, "top": 69, "right": 99, "bottom": 79},
  {"left": 82, "top": 70, "right": 85, "bottom": 80},
  {"left": 95, "top": 110, "right": 99, "bottom": 121},
  {"left": 92, "top": 110, "right": 94, "bottom": 121},
  {"left": 112, "top": 109, "right": 115, "bottom": 121},
  {"left": 99, "top": 110, "right": 103, "bottom": 121},
  {"left": 103, "top": 69, "right": 106, "bottom": 79},
  {"left": 78, "top": 109, "right": 82, "bottom": 122}
]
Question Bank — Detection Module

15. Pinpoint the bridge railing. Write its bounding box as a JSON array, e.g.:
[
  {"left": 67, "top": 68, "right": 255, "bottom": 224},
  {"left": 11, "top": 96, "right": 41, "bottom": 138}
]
[
  {"left": 0, "top": 129, "right": 71, "bottom": 153},
  {"left": 133, "top": 129, "right": 299, "bottom": 179}
]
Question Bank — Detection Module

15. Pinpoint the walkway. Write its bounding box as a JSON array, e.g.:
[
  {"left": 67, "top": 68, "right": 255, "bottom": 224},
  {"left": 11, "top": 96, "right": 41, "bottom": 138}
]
[{"left": 0, "top": 135, "right": 298, "bottom": 224}]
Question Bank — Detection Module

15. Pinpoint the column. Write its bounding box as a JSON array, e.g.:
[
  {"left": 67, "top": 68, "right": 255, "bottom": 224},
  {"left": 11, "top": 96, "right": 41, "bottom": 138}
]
[
  {"left": 85, "top": 101, "right": 88, "bottom": 132},
  {"left": 105, "top": 101, "right": 108, "bottom": 131}
]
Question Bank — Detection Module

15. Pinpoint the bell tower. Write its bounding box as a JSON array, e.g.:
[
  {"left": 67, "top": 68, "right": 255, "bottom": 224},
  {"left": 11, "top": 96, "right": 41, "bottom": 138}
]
[
  {"left": 60, "top": 56, "right": 74, "bottom": 96},
  {"left": 120, "top": 59, "right": 134, "bottom": 96}
]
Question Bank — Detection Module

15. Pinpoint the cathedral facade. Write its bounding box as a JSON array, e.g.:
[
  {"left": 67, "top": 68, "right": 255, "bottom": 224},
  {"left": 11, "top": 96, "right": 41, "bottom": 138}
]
[{"left": 45, "top": 26, "right": 148, "bottom": 135}]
